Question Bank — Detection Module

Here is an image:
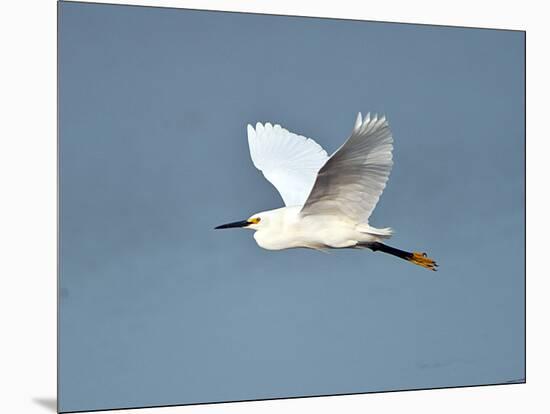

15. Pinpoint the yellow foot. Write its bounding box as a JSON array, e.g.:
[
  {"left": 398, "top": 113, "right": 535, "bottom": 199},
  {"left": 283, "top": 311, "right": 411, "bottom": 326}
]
[{"left": 408, "top": 252, "right": 438, "bottom": 271}]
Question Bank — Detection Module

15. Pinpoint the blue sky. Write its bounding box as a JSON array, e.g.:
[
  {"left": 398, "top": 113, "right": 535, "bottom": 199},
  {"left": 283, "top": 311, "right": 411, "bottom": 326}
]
[{"left": 59, "top": 2, "right": 525, "bottom": 411}]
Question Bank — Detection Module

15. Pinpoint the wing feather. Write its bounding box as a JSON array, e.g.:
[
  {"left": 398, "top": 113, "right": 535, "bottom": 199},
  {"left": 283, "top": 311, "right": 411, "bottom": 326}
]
[
  {"left": 247, "top": 122, "right": 329, "bottom": 207},
  {"left": 300, "top": 112, "right": 394, "bottom": 222}
]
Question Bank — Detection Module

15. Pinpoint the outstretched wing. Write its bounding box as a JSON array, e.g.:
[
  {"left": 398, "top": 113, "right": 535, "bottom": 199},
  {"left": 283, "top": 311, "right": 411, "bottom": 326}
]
[
  {"left": 247, "top": 122, "right": 329, "bottom": 207},
  {"left": 300, "top": 113, "right": 393, "bottom": 223}
]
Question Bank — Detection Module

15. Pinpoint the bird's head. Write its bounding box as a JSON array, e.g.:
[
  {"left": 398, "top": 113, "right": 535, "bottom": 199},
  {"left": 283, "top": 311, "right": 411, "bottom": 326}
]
[{"left": 214, "top": 213, "right": 264, "bottom": 231}]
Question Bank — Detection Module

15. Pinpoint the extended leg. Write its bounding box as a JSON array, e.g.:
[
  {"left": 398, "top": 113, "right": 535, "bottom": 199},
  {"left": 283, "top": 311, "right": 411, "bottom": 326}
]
[{"left": 362, "top": 242, "right": 438, "bottom": 271}]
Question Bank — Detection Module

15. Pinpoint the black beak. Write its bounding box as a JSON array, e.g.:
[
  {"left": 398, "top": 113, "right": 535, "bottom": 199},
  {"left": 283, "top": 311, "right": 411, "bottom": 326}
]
[{"left": 214, "top": 219, "right": 250, "bottom": 230}]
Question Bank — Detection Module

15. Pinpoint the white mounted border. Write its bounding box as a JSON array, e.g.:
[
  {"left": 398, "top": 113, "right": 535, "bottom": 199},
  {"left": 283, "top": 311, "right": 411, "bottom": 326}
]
[{"left": 64, "top": 0, "right": 526, "bottom": 31}]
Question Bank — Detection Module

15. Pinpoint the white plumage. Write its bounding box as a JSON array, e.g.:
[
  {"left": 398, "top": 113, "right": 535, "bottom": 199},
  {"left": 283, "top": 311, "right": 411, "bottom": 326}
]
[
  {"left": 216, "top": 112, "right": 437, "bottom": 271},
  {"left": 301, "top": 112, "right": 393, "bottom": 223},
  {"left": 247, "top": 122, "right": 328, "bottom": 207}
]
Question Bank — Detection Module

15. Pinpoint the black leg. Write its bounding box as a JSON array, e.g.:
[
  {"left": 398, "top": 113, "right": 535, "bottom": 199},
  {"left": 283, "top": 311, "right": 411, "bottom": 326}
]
[{"left": 361, "top": 242, "right": 438, "bottom": 271}]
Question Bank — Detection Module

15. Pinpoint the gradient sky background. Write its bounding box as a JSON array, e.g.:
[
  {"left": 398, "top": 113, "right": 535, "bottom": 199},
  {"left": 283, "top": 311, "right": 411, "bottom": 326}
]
[{"left": 59, "top": 2, "right": 525, "bottom": 412}]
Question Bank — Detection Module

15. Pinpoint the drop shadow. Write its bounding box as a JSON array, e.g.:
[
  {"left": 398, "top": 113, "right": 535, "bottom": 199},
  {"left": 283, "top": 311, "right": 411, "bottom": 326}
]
[{"left": 33, "top": 397, "right": 57, "bottom": 412}]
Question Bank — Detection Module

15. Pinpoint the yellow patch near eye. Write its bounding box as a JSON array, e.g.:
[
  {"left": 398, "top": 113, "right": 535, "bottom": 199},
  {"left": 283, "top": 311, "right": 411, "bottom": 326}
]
[{"left": 248, "top": 217, "right": 261, "bottom": 224}]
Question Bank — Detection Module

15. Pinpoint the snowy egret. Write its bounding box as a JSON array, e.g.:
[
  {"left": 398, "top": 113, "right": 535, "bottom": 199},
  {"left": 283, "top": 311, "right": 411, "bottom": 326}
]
[{"left": 215, "top": 113, "right": 437, "bottom": 271}]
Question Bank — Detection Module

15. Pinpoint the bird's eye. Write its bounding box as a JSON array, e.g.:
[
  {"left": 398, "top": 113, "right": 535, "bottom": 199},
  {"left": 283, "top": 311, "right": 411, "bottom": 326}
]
[{"left": 251, "top": 217, "right": 261, "bottom": 224}]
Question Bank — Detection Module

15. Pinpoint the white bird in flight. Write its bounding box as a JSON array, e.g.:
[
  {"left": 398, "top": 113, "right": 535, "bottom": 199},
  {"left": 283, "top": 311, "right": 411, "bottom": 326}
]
[{"left": 215, "top": 112, "right": 437, "bottom": 271}]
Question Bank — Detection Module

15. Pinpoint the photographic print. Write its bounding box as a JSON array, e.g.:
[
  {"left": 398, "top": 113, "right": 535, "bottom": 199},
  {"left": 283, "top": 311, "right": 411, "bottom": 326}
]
[{"left": 58, "top": 1, "right": 525, "bottom": 412}]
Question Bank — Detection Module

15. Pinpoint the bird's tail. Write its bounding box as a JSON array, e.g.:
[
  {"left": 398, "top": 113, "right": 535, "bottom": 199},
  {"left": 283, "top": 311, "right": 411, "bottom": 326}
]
[
  {"left": 356, "top": 223, "right": 393, "bottom": 239},
  {"left": 360, "top": 242, "right": 438, "bottom": 271}
]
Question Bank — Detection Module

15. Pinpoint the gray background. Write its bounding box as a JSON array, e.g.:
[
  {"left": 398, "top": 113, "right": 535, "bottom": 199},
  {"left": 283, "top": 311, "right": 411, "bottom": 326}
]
[{"left": 59, "top": 2, "right": 525, "bottom": 412}]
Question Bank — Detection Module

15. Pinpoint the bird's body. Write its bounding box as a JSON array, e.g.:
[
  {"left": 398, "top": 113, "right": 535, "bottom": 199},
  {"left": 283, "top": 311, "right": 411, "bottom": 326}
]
[
  {"left": 216, "top": 112, "right": 437, "bottom": 271},
  {"left": 251, "top": 206, "right": 388, "bottom": 251}
]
